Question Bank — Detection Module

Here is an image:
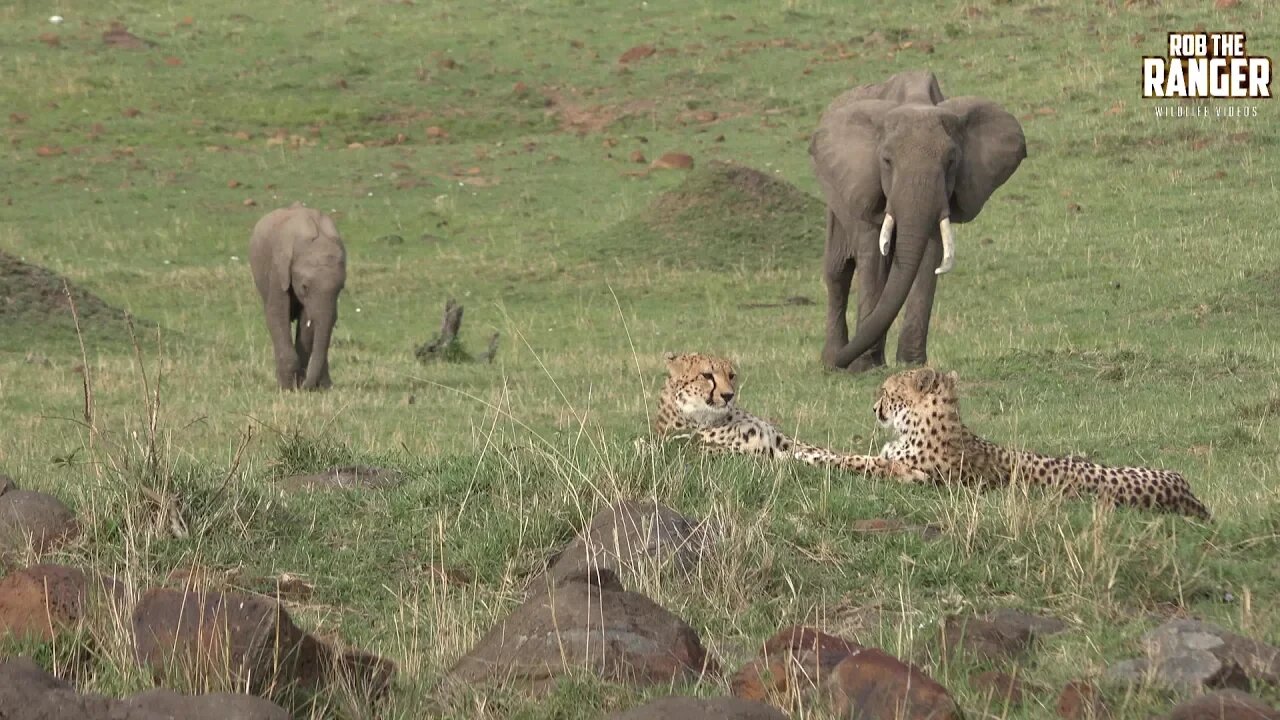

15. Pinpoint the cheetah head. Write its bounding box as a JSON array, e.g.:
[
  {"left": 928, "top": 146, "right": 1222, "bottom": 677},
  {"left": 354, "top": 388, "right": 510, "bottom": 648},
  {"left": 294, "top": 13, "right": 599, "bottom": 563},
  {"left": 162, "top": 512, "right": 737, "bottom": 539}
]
[
  {"left": 874, "top": 367, "right": 959, "bottom": 435},
  {"left": 662, "top": 352, "right": 737, "bottom": 426}
]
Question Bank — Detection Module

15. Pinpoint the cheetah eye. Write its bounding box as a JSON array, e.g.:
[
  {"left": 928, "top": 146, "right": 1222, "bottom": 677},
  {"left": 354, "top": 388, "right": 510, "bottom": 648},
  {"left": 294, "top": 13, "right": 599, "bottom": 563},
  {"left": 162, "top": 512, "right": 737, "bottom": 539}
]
[
  {"left": 701, "top": 372, "right": 714, "bottom": 380},
  {"left": 728, "top": 373, "right": 736, "bottom": 381}
]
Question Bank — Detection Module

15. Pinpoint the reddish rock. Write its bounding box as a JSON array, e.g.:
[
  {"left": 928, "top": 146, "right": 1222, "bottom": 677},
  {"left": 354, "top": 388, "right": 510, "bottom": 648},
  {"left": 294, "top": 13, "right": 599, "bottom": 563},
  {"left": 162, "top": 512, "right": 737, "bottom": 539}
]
[
  {"left": 618, "top": 44, "right": 657, "bottom": 64},
  {"left": 731, "top": 626, "right": 859, "bottom": 704},
  {"left": 1167, "top": 689, "right": 1279, "bottom": 720},
  {"left": 102, "top": 23, "right": 151, "bottom": 49},
  {"left": 651, "top": 152, "right": 694, "bottom": 170},
  {"left": 0, "top": 490, "right": 78, "bottom": 559},
  {"left": 0, "top": 565, "right": 121, "bottom": 642},
  {"left": 132, "top": 587, "right": 394, "bottom": 697},
  {"left": 1056, "top": 680, "right": 1111, "bottom": 720},
  {"left": 731, "top": 626, "right": 958, "bottom": 719},
  {"left": 448, "top": 568, "right": 716, "bottom": 693},
  {"left": 826, "top": 647, "right": 961, "bottom": 720}
]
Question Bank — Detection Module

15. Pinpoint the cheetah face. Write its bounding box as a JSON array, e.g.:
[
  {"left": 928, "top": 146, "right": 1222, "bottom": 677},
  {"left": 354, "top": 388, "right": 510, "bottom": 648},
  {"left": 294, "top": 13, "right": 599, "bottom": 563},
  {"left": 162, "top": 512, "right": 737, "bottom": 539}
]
[
  {"left": 663, "top": 352, "right": 737, "bottom": 426},
  {"left": 874, "top": 368, "right": 959, "bottom": 436}
]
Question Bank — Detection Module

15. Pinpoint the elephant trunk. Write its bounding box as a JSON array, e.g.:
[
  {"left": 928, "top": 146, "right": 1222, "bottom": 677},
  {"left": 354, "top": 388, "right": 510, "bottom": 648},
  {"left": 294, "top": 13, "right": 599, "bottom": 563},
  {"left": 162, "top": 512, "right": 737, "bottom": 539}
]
[
  {"left": 832, "top": 229, "right": 927, "bottom": 368},
  {"left": 301, "top": 305, "right": 334, "bottom": 390}
]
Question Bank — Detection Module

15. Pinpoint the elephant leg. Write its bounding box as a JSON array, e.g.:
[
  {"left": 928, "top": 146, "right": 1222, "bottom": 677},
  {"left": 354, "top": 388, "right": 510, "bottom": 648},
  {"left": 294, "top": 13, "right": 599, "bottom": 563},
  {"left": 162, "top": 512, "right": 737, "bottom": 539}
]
[
  {"left": 895, "top": 238, "right": 944, "bottom": 366},
  {"left": 822, "top": 211, "right": 856, "bottom": 368},
  {"left": 295, "top": 305, "right": 313, "bottom": 386},
  {"left": 265, "top": 291, "right": 300, "bottom": 390},
  {"left": 846, "top": 223, "right": 889, "bottom": 373}
]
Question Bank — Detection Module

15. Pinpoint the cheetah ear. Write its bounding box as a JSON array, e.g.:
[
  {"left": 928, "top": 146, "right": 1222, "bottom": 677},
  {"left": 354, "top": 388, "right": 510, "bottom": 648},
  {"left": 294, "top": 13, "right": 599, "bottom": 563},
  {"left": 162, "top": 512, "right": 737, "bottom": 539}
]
[
  {"left": 663, "top": 352, "right": 686, "bottom": 372},
  {"left": 943, "top": 370, "right": 959, "bottom": 389},
  {"left": 913, "top": 368, "right": 940, "bottom": 394}
]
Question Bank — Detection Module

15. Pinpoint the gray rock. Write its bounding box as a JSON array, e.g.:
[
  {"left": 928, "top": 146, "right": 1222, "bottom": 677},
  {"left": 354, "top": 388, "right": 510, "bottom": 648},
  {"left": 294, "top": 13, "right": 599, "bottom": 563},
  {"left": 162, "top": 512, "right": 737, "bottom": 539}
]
[
  {"left": 123, "top": 688, "right": 290, "bottom": 720},
  {"left": 1110, "top": 619, "right": 1280, "bottom": 691},
  {"left": 542, "top": 499, "right": 710, "bottom": 586},
  {"left": 1145, "top": 620, "right": 1280, "bottom": 687},
  {"left": 132, "top": 587, "right": 394, "bottom": 697},
  {"left": 449, "top": 567, "right": 718, "bottom": 694},
  {"left": 984, "top": 608, "right": 1070, "bottom": 637},
  {"left": 278, "top": 464, "right": 404, "bottom": 492},
  {"left": 603, "top": 696, "right": 787, "bottom": 719},
  {"left": 0, "top": 657, "right": 291, "bottom": 720},
  {"left": 0, "top": 489, "right": 78, "bottom": 559},
  {"left": 1166, "top": 689, "right": 1280, "bottom": 719}
]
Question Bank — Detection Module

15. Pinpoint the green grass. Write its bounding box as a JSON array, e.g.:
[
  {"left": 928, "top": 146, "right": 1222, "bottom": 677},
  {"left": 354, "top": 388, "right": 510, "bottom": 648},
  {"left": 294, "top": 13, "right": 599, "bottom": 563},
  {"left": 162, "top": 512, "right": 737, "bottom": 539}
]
[{"left": 1, "top": 0, "right": 1278, "bottom": 718}]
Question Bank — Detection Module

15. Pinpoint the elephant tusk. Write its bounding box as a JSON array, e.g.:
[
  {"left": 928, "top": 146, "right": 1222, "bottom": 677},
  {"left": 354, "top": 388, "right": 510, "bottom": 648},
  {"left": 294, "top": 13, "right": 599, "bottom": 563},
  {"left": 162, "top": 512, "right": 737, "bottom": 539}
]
[
  {"left": 936, "top": 217, "right": 955, "bottom": 275},
  {"left": 878, "top": 214, "right": 895, "bottom": 256}
]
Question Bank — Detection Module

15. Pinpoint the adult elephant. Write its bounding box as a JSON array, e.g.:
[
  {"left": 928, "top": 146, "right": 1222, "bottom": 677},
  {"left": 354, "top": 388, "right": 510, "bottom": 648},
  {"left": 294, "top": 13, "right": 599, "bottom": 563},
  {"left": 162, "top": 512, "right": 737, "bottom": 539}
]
[
  {"left": 810, "top": 71, "right": 1026, "bottom": 372},
  {"left": 248, "top": 203, "right": 346, "bottom": 390}
]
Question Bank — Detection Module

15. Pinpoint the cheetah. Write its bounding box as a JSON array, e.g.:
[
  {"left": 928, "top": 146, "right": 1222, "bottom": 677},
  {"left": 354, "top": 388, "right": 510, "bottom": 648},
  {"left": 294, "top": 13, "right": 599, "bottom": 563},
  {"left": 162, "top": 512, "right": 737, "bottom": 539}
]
[
  {"left": 654, "top": 352, "right": 925, "bottom": 481},
  {"left": 873, "top": 367, "right": 1211, "bottom": 520}
]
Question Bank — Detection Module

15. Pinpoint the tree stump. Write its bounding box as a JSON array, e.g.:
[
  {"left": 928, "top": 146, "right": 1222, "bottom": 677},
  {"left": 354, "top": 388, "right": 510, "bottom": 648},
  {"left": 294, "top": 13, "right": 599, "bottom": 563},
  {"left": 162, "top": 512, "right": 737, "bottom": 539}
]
[{"left": 414, "top": 299, "right": 498, "bottom": 364}]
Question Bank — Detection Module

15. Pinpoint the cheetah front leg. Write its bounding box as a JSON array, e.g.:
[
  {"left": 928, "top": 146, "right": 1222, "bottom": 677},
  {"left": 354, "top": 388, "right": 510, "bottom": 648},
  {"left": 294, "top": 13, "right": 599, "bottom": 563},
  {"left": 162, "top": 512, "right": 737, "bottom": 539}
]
[{"left": 841, "top": 455, "right": 928, "bottom": 484}]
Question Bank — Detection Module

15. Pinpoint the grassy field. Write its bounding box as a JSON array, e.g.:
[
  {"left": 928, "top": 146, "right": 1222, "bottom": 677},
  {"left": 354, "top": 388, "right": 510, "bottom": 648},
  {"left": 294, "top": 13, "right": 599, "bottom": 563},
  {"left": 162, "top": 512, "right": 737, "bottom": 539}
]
[{"left": 1, "top": 0, "right": 1278, "bottom": 717}]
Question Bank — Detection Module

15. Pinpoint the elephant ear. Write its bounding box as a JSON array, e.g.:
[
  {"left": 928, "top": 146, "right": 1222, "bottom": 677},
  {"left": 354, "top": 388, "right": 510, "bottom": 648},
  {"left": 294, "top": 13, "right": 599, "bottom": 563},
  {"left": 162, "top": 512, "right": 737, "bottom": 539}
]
[
  {"left": 810, "top": 98, "right": 896, "bottom": 228},
  {"left": 941, "top": 97, "right": 1027, "bottom": 224}
]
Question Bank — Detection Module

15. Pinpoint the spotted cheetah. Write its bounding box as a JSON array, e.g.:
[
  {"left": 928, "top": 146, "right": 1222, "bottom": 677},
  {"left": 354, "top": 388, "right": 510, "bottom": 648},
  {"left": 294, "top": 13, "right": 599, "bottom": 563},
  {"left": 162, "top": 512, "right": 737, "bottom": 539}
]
[
  {"left": 874, "top": 367, "right": 1211, "bottom": 520},
  {"left": 655, "top": 352, "right": 925, "bottom": 481}
]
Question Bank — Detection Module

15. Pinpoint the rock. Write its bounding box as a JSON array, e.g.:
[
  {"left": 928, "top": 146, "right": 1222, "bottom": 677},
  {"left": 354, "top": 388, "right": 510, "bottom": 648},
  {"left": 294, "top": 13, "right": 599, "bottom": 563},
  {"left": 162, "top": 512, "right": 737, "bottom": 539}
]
[
  {"left": 1056, "top": 680, "right": 1111, "bottom": 720},
  {"left": 1107, "top": 618, "right": 1278, "bottom": 691},
  {"left": 1166, "top": 689, "right": 1280, "bottom": 720},
  {"left": 604, "top": 696, "right": 788, "bottom": 719},
  {"left": 0, "top": 489, "right": 78, "bottom": 559},
  {"left": 731, "top": 625, "right": 959, "bottom": 719},
  {"left": 132, "top": 587, "right": 394, "bottom": 697},
  {"left": 448, "top": 567, "right": 717, "bottom": 694},
  {"left": 651, "top": 152, "right": 694, "bottom": 170},
  {"left": 731, "top": 625, "right": 860, "bottom": 704},
  {"left": 826, "top": 647, "right": 961, "bottom": 720},
  {"left": 0, "top": 474, "right": 16, "bottom": 495},
  {"left": 0, "top": 564, "right": 122, "bottom": 642},
  {"left": 1145, "top": 619, "right": 1280, "bottom": 687},
  {"left": 543, "top": 499, "right": 709, "bottom": 587},
  {"left": 933, "top": 613, "right": 1034, "bottom": 666},
  {"left": 0, "top": 658, "right": 116, "bottom": 718},
  {"left": 984, "top": 608, "right": 1069, "bottom": 637},
  {"left": 969, "top": 669, "right": 1027, "bottom": 706},
  {"left": 851, "top": 518, "right": 911, "bottom": 533},
  {"left": 1108, "top": 655, "right": 1249, "bottom": 692},
  {"left": 0, "top": 657, "right": 289, "bottom": 720},
  {"left": 278, "top": 464, "right": 404, "bottom": 492},
  {"left": 618, "top": 44, "right": 656, "bottom": 64},
  {"left": 123, "top": 688, "right": 290, "bottom": 720}
]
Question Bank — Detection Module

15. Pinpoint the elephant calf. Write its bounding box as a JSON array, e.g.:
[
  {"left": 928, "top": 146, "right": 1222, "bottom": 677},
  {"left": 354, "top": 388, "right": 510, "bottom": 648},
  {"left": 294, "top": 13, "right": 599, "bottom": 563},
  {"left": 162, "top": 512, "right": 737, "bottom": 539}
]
[{"left": 248, "top": 203, "right": 346, "bottom": 390}]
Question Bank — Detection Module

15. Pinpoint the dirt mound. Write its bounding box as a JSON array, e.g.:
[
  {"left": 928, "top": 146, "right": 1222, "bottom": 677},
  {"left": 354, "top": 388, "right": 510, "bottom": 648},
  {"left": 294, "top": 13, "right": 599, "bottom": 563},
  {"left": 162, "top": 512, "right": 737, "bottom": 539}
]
[
  {"left": 0, "top": 250, "right": 142, "bottom": 352},
  {"left": 595, "top": 161, "right": 824, "bottom": 271}
]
